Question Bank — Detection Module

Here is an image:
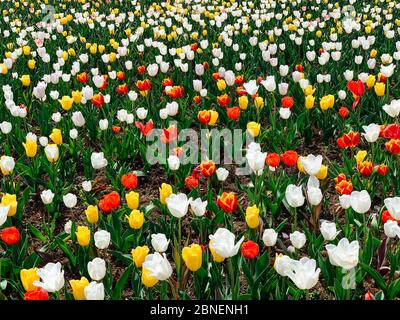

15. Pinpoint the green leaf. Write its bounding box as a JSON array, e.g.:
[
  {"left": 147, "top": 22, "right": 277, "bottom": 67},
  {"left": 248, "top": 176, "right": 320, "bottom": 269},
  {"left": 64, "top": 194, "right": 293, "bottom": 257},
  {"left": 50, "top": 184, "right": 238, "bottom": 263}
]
[
  {"left": 112, "top": 264, "right": 133, "bottom": 300},
  {"left": 28, "top": 225, "right": 48, "bottom": 243},
  {"left": 360, "top": 262, "right": 387, "bottom": 295}
]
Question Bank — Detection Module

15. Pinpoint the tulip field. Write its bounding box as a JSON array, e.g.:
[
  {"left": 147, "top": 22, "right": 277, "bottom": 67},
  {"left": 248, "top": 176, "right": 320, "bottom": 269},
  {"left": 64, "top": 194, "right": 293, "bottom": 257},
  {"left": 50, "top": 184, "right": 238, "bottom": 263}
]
[{"left": 1, "top": 0, "right": 400, "bottom": 302}]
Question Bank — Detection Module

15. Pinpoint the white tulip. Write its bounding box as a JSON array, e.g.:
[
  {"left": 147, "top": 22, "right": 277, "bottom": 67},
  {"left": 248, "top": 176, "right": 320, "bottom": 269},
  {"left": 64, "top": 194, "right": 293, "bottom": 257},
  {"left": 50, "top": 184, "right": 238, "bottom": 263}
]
[
  {"left": 320, "top": 221, "right": 337, "bottom": 241},
  {"left": 151, "top": 233, "right": 170, "bottom": 253},
  {"left": 290, "top": 231, "right": 306, "bottom": 249},
  {"left": 33, "top": 262, "right": 65, "bottom": 292},
  {"left": 285, "top": 184, "right": 305, "bottom": 208},
  {"left": 362, "top": 123, "right": 380, "bottom": 143},
  {"left": 165, "top": 193, "right": 189, "bottom": 218},
  {"left": 94, "top": 230, "right": 111, "bottom": 249},
  {"left": 326, "top": 238, "right": 359, "bottom": 270},
  {"left": 63, "top": 193, "right": 77, "bottom": 208},
  {"left": 87, "top": 258, "right": 106, "bottom": 281},
  {"left": 189, "top": 198, "right": 207, "bottom": 217},
  {"left": 41, "top": 189, "right": 54, "bottom": 205},
  {"left": 84, "top": 282, "right": 105, "bottom": 300},
  {"left": 384, "top": 197, "right": 400, "bottom": 220},
  {"left": 262, "top": 229, "right": 278, "bottom": 246},
  {"left": 209, "top": 228, "right": 244, "bottom": 258},
  {"left": 142, "top": 252, "right": 173, "bottom": 281},
  {"left": 91, "top": 152, "right": 108, "bottom": 170}
]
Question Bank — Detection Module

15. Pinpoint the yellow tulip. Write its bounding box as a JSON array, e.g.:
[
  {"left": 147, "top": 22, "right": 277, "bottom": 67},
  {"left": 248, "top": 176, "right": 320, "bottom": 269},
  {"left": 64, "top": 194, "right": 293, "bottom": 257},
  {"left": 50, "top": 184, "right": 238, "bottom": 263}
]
[
  {"left": 182, "top": 244, "right": 203, "bottom": 272},
  {"left": 254, "top": 96, "right": 264, "bottom": 109},
  {"left": 109, "top": 52, "right": 117, "bottom": 63},
  {"left": 71, "top": 91, "right": 82, "bottom": 104},
  {"left": 27, "top": 59, "right": 36, "bottom": 69},
  {"left": 22, "top": 45, "right": 31, "bottom": 55},
  {"left": 245, "top": 205, "right": 260, "bottom": 229},
  {"left": 370, "top": 49, "right": 377, "bottom": 58},
  {"left": 126, "top": 191, "right": 139, "bottom": 210},
  {"left": 132, "top": 245, "right": 149, "bottom": 268},
  {"left": 159, "top": 183, "right": 173, "bottom": 205},
  {"left": 49, "top": 128, "right": 63, "bottom": 145},
  {"left": 128, "top": 210, "right": 144, "bottom": 229},
  {"left": 366, "top": 75, "right": 376, "bottom": 89},
  {"left": 0, "top": 64, "right": 8, "bottom": 75},
  {"left": 141, "top": 268, "right": 158, "bottom": 287},
  {"left": 374, "top": 82, "right": 385, "bottom": 97},
  {"left": 319, "top": 95, "right": 335, "bottom": 111},
  {"left": 304, "top": 85, "right": 315, "bottom": 96},
  {"left": 305, "top": 95, "right": 315, "bottom": 109},
  {"left": 247, "top": 121, "right": 261, "bottom": 137},
  {"left": 85, "top": 205, "right": 99, "bottom": 224},
  {"left": 20, "top": 268, "right": 39, "bottom": 291},
  {"left": 20, "top": 75, "right": 31, "bottom": 87},
  {"left": 355, "top": 150, "right": 368, "bottom": 163},
  {"left": 23, "top": 139, "right": 38, "bottom": 157},
  {"left": 76, "top": 226, "right": 91, "bottom": 246},
  {"left": 238, "top": 95, "right": 248, "bottom": 110},
  {"left": 61, "top": 51, "right": 68, "bottom": 61},
  {"left": 1, "top": 194, "right": 17, "bottom": 216},
  {"left": 58, "top": 96, "right": 74, "bottom": 111},
  {"left": 216, "top": 79, "right": 226, "bottom": 91},
  {"left": 208, "top": 110, "right": 219, "bottom": 126},
  {"left": 69, "top": 277, "right": 89, "bottom": 300},
  {"left": 68, "top": 48, "right": 76, "bottom": 56}
]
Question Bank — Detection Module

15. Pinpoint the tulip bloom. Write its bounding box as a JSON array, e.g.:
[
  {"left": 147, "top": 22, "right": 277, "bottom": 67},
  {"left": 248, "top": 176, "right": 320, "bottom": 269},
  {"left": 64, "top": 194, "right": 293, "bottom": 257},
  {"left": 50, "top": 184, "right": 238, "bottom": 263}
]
[
  {"left": 281, "top": 150, "right": 298, "bottom": 167},
  {"left": 98, "top": 191, "right": 120, "bottom": 214},
  {"left": 85, "top": 205, "right": 99, "bottom": 224},
  {"left": 246, "top": 121, "right": 261, "bottom": 137},
  {"left": 241, "top": 240, "right": 259, "bottom": 259},
  {"left": 1, "top": 193, "right": 17, "bottom": 216},
  {"left": 135, "top": 120, "right": 154, "bottom": 137},
  {"left": 245, "top": 205, "right": 259, "bottom": 229},
  {"left": 281, "top": 96, "right": 294, "bottom": 109},
  {"left": 160, "top": 125, "right": 178, "bottom": 144},
  {"left": 132, "top": 245, "right": 150, "bottom": 268},
  {"left": 69, "top": 277, "right": 89, "bottom": 300},
  {"left": 20, "top": 268, "right": 40, "bottom": 292},
  {"left": 185, "top": 175, "right": 199, "bottom": 190},
  {"left": 126, "top": 191, "right": 139, "bottom": 209},
  {"left": 23, "top": 139, "right": 38, "bottom": 157},
  {"left": 386, "top": 139, "right": 400, "bottom": 154},
  {"left": 58, "top": 96, "right": 74, "bottom": 111},
  {"left": 217, "top": 94, "right": 230, "bottom": 107},
  {"left": 182, "top": 244, "right": 203, "bottom": 272},
  {"left": 49, "top": 128, "right": 63, "bottom": 145},
  {"left": 128, "top": 210, "right": 144, "bottom": 229},
  {"left": 217, "top": 192, "right": 238, "bottom": 213},
  {"left": 159, "top": 183, "right": 173, "bottom": 205},
  {"left": 76, "top": 226, "right": 91, "bottom": 246},
  {"left": 92, "top": 93, "right": 105, "bottom": 108},
  {"left": 1, "top": 226, "right": 20, "bottom": 245},
  {"left": 197, "top": 110, "right": 211, "bottom": 124},
  {"left": 199, "top": 160, "right": 216, "bottom": 177},
  {"left": 121, "top": 173, "right": 138, "bottom": 189},
  {"left": 24, "top": 287, "right": 49, "bottom": 300},
  {"left": 226, "top": 107, "right": 240, "bottom": 120}
]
